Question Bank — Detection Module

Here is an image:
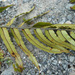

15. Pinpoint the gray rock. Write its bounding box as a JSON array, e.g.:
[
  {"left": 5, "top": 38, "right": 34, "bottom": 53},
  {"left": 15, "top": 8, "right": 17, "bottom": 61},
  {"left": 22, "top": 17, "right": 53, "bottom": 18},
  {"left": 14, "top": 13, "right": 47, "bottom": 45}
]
[
  {"left": 63, "top": 64, "right": 67, "bottom": 69},
  {"left": 72, "top": 17, "right": 75, "bottom": 23},
  {"left": 7, "top": 0, "right": 12, "bottom": 3},
  {"left": 52, "top": 60, "right": 57, "bottom": 65},
  {"left": 1, "top": 65, "right": 14, "bottom": 75},
  {"left": 58, "top": 71, "right": 63, "bottom": 75},
  {"left": 65, "top": 21, "right": 71, "bottom": 24},
  {"left": 67, "top": 14, "right": 73, "bottom": 20},
  {"left": 74, "top": 13, "right": 75, "bottom": 16},
  {"left": 47, "top": 70, "right": 50, "bottom": 73},
  {"left": 69, "top": 56, "right": 75, "bottom": 62},
  {"left": 51, "top": 57, "right": 54, "bottom": 61},
  {"left": 23, "top": 0, "right": 31, "bottom": 3},
  {"left": 59, "top": 21, "right": 64, "bottom": 24},
  {"left": 59, "top": 17, "right": 66, "bottom": 24},
  {"left": 26, "top": 44, "right": 33, "bottom": 51},
  {"left": 51, "top": 15, "right": 55, "bottom": 19},
  {"left": 48, "top": 18, "right": 51, "bottom": 22}
]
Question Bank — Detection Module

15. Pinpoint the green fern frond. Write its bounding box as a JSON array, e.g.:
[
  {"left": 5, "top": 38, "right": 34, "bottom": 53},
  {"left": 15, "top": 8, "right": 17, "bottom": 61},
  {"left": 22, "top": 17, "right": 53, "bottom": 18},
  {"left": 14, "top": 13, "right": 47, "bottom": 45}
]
[
  {"left": 0, "top": 25, "right": 75, "bottom": 71},
  {"left": 0, "top": 3, "right": 75, "bottom": 72}
]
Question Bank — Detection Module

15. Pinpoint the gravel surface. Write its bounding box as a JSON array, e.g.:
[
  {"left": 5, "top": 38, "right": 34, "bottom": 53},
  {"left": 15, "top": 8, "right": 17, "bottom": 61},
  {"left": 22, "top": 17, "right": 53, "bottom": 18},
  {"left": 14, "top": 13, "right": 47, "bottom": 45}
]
[{"left": 0, "top": 0, "right": 75, "bottom": 75}]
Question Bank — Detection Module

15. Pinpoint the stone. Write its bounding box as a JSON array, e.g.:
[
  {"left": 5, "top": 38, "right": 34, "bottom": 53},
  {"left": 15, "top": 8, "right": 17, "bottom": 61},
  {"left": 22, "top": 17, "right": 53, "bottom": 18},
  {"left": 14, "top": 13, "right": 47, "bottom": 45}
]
[
  {"left": 65, "top": 21, "right": 71, "bottom": 24},
  {"left": 67, "top": 14, "right": 73, "bottom": 20},
  {"left": 52, "top": 60, "right": 57, "bottom": 65},
  {"left": 23, "top": 0, "right": 31, "bottom": 3},
  {"left": 59, "top": 21, "right": 65, "bottom": 24},
  {"left": 63, "top": 64, "right": 67, "bottom": 69},
  {"left": 59, "top": 18, "right": 66, "bottom": 24},
  {"left": 26, "top": 44, "right": 33, "bottom": 51},
  {"left": 7, "top": 0, "right": 12, "bottom": 3},
  {"left": 72, "top": 17, "right": 75, "bottom": 23},
  {"left": 74, "top": 13, "right": 75, "bottom": 16},
  {"left": 51, "top": 15, "right": 55, "bottom": 19},
  {"left": 48, "top": 18, "right": 51, "bottom": 22},
  {"left": 69, "top": 56, "right": 75, "bottom": 62},
  {"left": 1, "top": 65, "right": 14, "bottom": 75},
  {"left": 47, "top": 70, "right": 50, "bottom": 73}
]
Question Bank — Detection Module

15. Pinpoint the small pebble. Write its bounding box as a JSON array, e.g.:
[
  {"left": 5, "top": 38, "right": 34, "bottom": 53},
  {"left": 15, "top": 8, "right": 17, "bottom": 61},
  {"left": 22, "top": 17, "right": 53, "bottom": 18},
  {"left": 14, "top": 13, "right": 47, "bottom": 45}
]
[
  {"left": 69, "top": 56, "right": 74, "bottom": 62},
  {"left": 67, "top": 14, "right": 73, "bottom": 20},
  {"left": 65, "top": 21, "right": 71, "bottom": 24}
]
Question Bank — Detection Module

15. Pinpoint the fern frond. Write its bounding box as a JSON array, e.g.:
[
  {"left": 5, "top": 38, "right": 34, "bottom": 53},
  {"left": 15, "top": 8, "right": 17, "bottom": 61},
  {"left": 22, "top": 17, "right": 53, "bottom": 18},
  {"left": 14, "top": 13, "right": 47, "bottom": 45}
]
[
  {"left": 0, "top": 24, "right": 75, "bottom": 71},
  {"left": 0, "top": 3, "right": 75, "bottom": 72}
]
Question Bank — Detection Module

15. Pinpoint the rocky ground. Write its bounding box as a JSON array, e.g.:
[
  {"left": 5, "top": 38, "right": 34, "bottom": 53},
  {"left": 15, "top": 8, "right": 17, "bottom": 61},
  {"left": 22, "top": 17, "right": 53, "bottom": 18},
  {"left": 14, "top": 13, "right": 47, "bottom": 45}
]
[{"left": 0, "top": 0, "right": 75, "bottom": 75}]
